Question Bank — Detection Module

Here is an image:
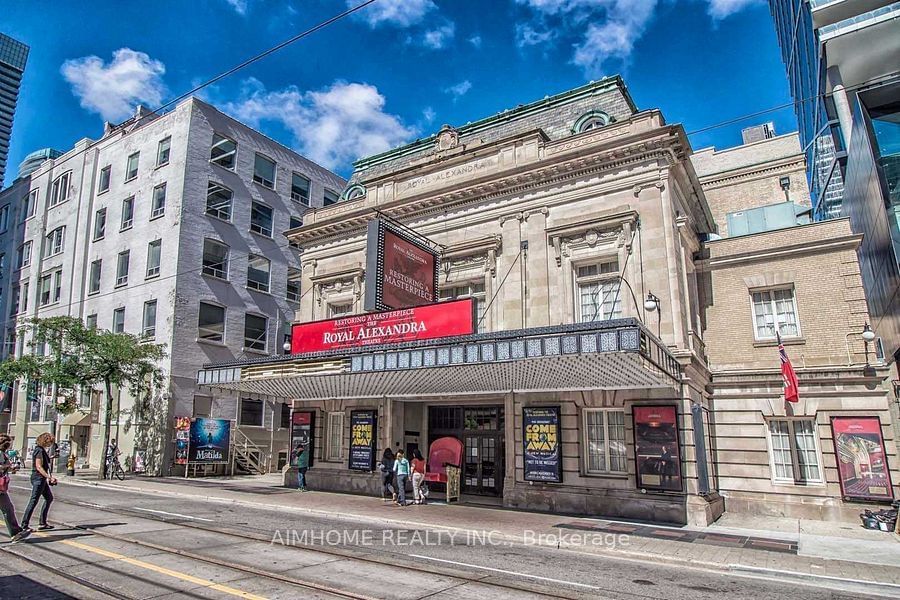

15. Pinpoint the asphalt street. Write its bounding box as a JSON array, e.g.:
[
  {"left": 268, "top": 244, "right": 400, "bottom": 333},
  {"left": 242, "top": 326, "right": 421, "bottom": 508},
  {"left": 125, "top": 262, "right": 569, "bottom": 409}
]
[{"left": 0, "top": 479, "right": 886, "bottom": 599}]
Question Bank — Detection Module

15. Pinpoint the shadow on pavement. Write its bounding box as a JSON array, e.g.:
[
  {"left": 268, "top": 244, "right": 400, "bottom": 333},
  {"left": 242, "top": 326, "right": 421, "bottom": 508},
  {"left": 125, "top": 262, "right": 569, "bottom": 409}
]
[{"left": 0, "top": 575, "right": 78, "bottom": 599}]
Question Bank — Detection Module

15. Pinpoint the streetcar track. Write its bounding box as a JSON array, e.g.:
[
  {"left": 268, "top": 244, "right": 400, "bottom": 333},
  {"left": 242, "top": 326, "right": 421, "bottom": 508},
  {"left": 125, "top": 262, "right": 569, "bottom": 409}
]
[{"left": 41, "top": 495, "right": 667, "bottom": 600}]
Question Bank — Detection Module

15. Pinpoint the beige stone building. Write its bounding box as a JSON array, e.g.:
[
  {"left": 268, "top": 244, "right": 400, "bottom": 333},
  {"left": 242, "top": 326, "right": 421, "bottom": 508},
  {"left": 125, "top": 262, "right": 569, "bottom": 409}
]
[{"left": 198, "top": 79, "right": 899, "bottom": 523}]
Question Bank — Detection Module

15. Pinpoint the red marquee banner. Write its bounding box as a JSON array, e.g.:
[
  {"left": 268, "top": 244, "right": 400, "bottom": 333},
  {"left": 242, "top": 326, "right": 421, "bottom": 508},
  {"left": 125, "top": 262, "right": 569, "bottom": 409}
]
[{"left": 291, "top": 298, "right": 475, "bottom": 354}]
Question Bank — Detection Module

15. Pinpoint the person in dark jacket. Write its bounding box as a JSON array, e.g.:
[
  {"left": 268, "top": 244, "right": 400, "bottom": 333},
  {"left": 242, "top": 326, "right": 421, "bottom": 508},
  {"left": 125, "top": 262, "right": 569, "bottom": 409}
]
[
  {"left": 378, "top": 448, "right": 396, "bottom": 502},
  {"left": 291, "top": 444, "right": 309, "bottom": 492},
  {"left": 22, "top": 432, "right": 57, "bottom": 531}
]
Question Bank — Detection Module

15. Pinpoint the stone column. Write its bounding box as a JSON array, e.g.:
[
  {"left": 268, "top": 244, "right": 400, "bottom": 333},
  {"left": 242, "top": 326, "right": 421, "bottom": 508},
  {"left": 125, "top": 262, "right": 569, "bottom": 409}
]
[
  {"left": 523, "top": 208, "right": 550, "bottom": 328},
  {"left": 499, "top": 213, "right": 524, "bottom": 330}
]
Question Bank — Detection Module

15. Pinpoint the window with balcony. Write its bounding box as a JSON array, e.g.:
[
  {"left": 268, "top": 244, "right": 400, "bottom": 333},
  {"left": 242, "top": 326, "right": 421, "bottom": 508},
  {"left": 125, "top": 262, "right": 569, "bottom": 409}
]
[
  {"left": 98, "top": 165, "right": 111, "bottom": 193},
  {"left": 121, "top": 196, "right": 135, "bottom": 230},
  {"left": 50, "top": 171, "right": 72, "bottom": 207},
  {"left": 125, "top": 152, "right": 139, "bottom": 181},
  {"left": 116, "top": 250, "right": 130, "bottom": 287},
  {"left": 291, "top": 172, "right": 310, "bottom": 204},
  {"left": 142, "top": 300, "right": 157, "bottom": 339},
  {"left": 112, "top": 307, "right": 125, "bottom": 333},
  {"left": 243, "top": 313, "right": 268, "bottom": 352},
  {"left": 247, "top": 254, "right": 270, "bottom": 293},
  {"left": 575, "top": 260, "right": 621, "bottom": 322},
  {"left": 202, "top": 239, "right": 229, "bottom": 280},
  {"left": 88, "top": 259, "right": 102, "bottom": 295},
  {"left": 583, "top": 409, "right": 627, "bottom": 474},
  {"left": 767, "top": 419, "right": 822, "bottom": 485},
  {"left": 250, "top": 202, "right": 273, "bottom": 237},
  {"left": 751, "top": 287, "right": 800, "bottom": 341},
  {"left": 150, "top": 183, "right": 166, "bottom": 219},
  {"left": 253, "top": 153, "right": 276, "bottom": 189},
  {"left": 93, "top": 208, "right": 107, "bottom": 241},
  {"left": 43, "top": 227, "right": 65, "bottom": 258},
  {"left": 205, "top": 182, "right": 232, "bottom": 221},
  {"left": 146, "top": 239, "right": 162, "bottom": 278},
  {"left": 210, "top": 134, "right": 236, "bottom": 170},
  {"left": 198, "top": 302, "right": 225, "bottom": 343},
  {"left": 156, "top": 136, "right": 171, "bottom": 167}
]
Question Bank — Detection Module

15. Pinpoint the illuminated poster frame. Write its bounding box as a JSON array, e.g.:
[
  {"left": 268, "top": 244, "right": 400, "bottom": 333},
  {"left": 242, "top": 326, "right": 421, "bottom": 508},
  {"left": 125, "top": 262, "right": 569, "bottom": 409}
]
[{"left": 633, "top": 404, "right": 683, "bottom": 492}]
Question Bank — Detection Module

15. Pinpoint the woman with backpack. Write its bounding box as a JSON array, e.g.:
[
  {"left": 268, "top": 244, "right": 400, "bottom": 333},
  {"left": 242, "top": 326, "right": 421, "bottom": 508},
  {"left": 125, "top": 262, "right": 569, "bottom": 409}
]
[{"left": 378, "top": 448, "right": 396, "bottom": 502}]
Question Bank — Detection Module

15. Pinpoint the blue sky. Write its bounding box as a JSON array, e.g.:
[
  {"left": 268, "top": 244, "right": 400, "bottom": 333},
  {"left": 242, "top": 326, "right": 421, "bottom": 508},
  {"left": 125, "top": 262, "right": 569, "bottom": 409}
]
[{"left": 2, "top": 0, "right": 796, "bottom": 186}]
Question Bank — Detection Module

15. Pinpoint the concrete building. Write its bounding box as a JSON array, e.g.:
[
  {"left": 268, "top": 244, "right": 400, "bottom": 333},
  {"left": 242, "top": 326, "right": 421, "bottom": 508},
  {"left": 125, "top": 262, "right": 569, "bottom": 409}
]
[
  {"left": 197, "top": 79, "right": 899, "bottom": 523},
  {"left": 769, "top": 1, "right": 900, "bottom": 367},
  {"left": 0, "top": 32, "right": 29, "bottom": 186},
  {"left": 0, "top": 97, "right": 345, "bottom": 473}
]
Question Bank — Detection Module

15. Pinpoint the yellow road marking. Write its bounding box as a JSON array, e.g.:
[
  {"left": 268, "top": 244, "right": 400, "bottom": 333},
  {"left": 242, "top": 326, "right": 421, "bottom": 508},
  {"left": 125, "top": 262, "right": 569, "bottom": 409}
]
[{"left": 42, "top": 534, "right": 269, "bottom": 600}]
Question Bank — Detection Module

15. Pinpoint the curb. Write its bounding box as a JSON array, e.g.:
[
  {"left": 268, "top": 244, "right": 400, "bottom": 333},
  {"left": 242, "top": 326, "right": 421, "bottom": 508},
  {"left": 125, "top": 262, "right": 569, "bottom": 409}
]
[{"left": 59, "top": 478, "right": 899, "bottom": 596}]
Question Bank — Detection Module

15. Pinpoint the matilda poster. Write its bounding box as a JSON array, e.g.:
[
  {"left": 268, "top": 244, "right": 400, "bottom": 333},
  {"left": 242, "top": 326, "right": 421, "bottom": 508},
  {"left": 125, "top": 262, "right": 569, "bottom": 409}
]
[
  {"left": 523, "top": 406, "right": 562, "bottom": 483},
  {"left": 831, "top": 416, "right": 894, "bottom": 502},
  {"left": 349, "top": 410, "right": 377, "bottom": 471},
  {"left": 633, "top": 405, "right": 682, "bottom": 492},
  {"left": 291, "top": 411, "right": 315, "bottom": 467},
  {"left": 188, "top": 418, "right": 231, "bottom": 464}
]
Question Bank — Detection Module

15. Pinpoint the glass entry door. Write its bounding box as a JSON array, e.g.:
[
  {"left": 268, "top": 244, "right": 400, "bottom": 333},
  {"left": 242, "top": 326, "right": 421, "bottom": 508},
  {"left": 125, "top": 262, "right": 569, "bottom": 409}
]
[
  {"left": 428, "top": 405, "right": 504, "bottom": 496},
  {"left": 463, "top": 434, "right": 502, "bottom": 495}
]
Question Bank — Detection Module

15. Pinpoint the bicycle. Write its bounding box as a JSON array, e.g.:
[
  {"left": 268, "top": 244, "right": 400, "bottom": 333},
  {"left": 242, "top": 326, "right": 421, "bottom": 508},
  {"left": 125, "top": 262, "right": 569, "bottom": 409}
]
[{"left": 105, "top": 455, "right": 125, "bottom": 480}]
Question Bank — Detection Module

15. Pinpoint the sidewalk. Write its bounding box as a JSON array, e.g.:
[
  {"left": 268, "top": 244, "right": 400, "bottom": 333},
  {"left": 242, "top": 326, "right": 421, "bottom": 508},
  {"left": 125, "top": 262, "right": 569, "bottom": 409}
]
[{"left": 60, "top": 472, "right": 900, "bottom": 595}]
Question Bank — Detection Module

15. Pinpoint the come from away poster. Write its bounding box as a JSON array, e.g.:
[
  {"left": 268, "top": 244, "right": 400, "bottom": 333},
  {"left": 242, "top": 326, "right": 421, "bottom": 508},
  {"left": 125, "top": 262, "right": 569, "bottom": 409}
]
[
  {"left": 189, "top": 418, "right": 231, "bottom": 464},
  {"left": 348, "top": 410, "right": 377, "bottom": 471},
  {"left": 523, "top": 406, "right": 562, "bottom": 483}
]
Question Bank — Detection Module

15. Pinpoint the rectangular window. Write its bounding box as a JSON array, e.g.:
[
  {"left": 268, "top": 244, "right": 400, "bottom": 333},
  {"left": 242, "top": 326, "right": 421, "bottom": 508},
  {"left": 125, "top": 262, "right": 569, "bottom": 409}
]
[
  {"left": 767, "top": 419, "right": 822, "bottom": 484},
  {"left": 0, "top": 253, "right": 5, "bottom": 277},
  {"left": 142, "top": 300, "right": 157, "bottom": 339},
  {"left": 583, "top": 409, "right": 627, "bottom": 474},
  {"left": 280, "top": 403, "right": 290, "bottom": 429},
  {"left": 286, "top": 268, "right": 301, "bottom": 302},
  {"left": 112, "top": 307, "right": 125, "bottom": 334},
  {"left": 198, "top": 302, "right": 225, "bottom": 342},
  {"left": 9, "top": 285, "right": 19, "bottom": 316},
  {"left": 98, "top": 165, "right": 111, "bottom": 193},
  {"left": 116, "top": 250, "right": 130, "bottom": 287},
  {"left": 289, "top": 215, "right": 303, "bottom": 230},
  {"left": 752, "top": 287, "right": 800, "bottom": 340},
  {"left": 253, "top": 153, "right": 276, "bottom": 189},
  {"left": 21, "top": 282, "right": 28, "bottom": 314},
  {"left": 247, "top": 254, "right": 270, "bottom": 293},
  {"left": 146, "top": 239, "right": 162, "bottom": 278},
  {"left": 150, "top": 183, "right": 166, "bottom": 219},
  {"left": 440, "top": 282, "right": 487, "bottom": 333},
  {"left": 125, "top": 152, "right": 139, "bottom": 181},
  {"left": 210, "top": 134, "right": 236, "bottom": 170},
  {"left": 202, "top": 239, "right": 229, "bottom": 279},
  {"left": 16, "top": 241, "right": 32, "bottom": 269},
  {"left": 88, "top": 259, "right": 102, "bottom": 294},
  {"left": 121, "top": 196, "right": 135, "bottom": 230},
  {"left": 50, "top": 171, "right": 72, "bottom": 207},
  {"left": 39, "top": 271, "right": 62, "bottom": 306},
  {"left": 85, "top": 314, "right": 98, "bottom": 330},
  {"left": 243, "top": 313, "right": 268, "bottom": 352},
  {"left": 23, "top": 189, "right": 38, "bottom": 221},
  {"left": 156, "top": 136, "right": 171, "bottom": 167},
  {"left": 575, "top": 260, "right": 622, "bottom": 322},
  {"left": 44, "top": 226, "right": 65, "bottom": 258},
  {"left": 323, "top": 189, "right": 339, "bottom": 206},
  {"left": 205, "top": 181, "right": 233, "bottom": 221},
  {"left": 328, "top": 303, "right": 353, "bottom": 318},
  {"left": 0, "top": 205, "right": 9, "bottom": 232},
  {"left": 291, "top": 173, "right": 310, "bottom": 204},
  {"left": 240, "top": 398, "right": 264, "bottom": 426},
  {"left": 250, "top": 202, "right": 273, "bottom": 237},
  {"left": 93, "top": 208, "right": 107, "bottom": 240},
  {"left": 326, "top": 412, "right": 343, "bottom": 461}
]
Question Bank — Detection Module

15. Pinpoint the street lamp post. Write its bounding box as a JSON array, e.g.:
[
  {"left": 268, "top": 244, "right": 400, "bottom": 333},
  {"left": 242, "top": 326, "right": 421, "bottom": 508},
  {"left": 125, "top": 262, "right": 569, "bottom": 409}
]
[
  {"left": 862, "top": 322, "right": 876, "bottom": 365},
  {"left": 644, "top": 292, "right": 661, "bottom": 338}
]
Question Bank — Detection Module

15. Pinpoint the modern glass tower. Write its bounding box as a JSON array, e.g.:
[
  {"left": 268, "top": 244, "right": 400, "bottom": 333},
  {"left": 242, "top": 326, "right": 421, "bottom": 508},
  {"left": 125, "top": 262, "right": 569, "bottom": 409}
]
[{"left": 0, "top": 32, "right": 29, "bottom": 187}]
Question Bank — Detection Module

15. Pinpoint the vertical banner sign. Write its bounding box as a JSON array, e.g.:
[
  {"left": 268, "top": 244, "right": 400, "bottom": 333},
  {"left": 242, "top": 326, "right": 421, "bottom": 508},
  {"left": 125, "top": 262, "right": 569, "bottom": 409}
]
[
  {"left": 364, "top": 219, "right": 440, "bottom": 312},
  {"left": 290, "top": 411, "right": 316, "bottom": 467},
  {"left": 348, "top": 410, "right": 377, "bottom": 471},
  {"left": 633, "top": 405, "right": 683, "bottom": 492},
  {"left": 523, "top": 406, "right": 562, "bottom": 483},
  {"left": 174, "top": 416, "right": 190, "bottom": 465},
  {"left": 188, "top": 418, "right": 231, "bottom": 464},
  {"left": 831, "top": 416, "right": 894, "bottom": 502}
]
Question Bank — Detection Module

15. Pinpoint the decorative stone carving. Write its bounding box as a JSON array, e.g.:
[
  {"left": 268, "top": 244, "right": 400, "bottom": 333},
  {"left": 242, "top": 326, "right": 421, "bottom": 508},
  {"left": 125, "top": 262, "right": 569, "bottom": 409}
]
[{"left": 436, "top": 125, "right": 459, "bottom": 152}]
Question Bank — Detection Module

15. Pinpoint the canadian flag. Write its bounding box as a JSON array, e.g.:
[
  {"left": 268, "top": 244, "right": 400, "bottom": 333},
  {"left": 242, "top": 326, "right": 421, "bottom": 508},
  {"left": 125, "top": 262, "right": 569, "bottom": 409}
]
[{"left": 778, "top": 332, "right": 800, "bottom": 403}]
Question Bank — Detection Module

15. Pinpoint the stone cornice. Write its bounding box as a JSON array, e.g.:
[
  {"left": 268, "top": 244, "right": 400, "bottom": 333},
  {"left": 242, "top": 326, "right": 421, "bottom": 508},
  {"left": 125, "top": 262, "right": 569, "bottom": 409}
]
[
  {"left": 697, "top": 155, "right": 805, "bottom": 189},
  {"left": 700, "top": 234, "right": 862, "bottom": 269}
]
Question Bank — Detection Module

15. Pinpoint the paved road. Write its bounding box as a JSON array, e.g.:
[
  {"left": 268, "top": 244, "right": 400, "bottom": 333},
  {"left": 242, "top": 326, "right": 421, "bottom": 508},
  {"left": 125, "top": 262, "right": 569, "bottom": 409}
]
[{"left": 0, "top": 480, "right": 885, "bottom": 599}]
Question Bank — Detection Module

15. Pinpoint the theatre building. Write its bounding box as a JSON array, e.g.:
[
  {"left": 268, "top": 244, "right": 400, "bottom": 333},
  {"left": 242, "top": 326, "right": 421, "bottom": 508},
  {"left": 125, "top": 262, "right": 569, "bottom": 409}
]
[{"left": 197, "top": 78, "right": 899, "bottom": 524}]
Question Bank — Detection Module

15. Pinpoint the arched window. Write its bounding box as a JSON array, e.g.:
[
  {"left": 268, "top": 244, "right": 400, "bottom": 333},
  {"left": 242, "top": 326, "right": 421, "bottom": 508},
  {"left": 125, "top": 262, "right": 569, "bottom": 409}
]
[
  {"left": 344, "top": 184, "right": 366, "bottom": 200},
  {"left": 572, "top": 111, "right": 612, "bottom": 134}
]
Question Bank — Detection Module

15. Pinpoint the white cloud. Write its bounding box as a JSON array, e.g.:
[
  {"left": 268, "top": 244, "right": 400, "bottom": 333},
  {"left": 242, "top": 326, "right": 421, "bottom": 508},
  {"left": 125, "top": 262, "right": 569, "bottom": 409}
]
[
  {"left": 352, "top": 0, "right": 436, "bottom": 27},
  {"left": 706, "top": 0, "right": 761, "bottom": 20},
  {"left": 468, "top": 35, "right": 483, "bottom": 48},
  {"left": 61, "top": 48, "right": 167, "bottom": 122},
  {"left": 572, "top": 0, "right": 657, "bottom": 77},
  {"left": 516, "top": 24, "right": 557, "bottom": 47},
  {"left": 224, "top": 0, "right": 248, "bottom": 14},
  {"left": 422, "top": 106, "right": 436, "bottom": 123},
  {"left": 444, "top": 80, "right": 472, "bottom": 98},
  {"left": 422, "top": 21, "right": 456, "bottom": 49},
  {"left": 225, "top": 80, "right": 414, "bottom": 171}
]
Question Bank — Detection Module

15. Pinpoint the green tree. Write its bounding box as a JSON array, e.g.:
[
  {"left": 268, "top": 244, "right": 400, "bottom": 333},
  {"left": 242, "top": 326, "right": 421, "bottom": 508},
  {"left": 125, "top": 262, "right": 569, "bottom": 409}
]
[{"left": 0, "top": 316, "right": 165, "bottom": 478}]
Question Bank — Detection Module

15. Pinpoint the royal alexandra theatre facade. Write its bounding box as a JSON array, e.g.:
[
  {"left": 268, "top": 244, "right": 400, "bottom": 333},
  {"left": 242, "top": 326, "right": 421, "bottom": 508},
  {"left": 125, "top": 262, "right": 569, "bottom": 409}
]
[{"left": 197, "top": 78, "right": 899, "bottom": 524}]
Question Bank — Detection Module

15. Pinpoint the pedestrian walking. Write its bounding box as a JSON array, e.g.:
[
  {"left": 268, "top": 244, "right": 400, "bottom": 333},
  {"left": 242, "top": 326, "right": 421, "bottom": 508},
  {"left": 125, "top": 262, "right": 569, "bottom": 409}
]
[
  {"left": 378, "top": 448, "right": 396, "bottom": 502},
  {"left": 291, "top": 444, "right": 309, "bottom": 491},
  {"left": 0, "top": 434, "right": 31, "bottom": 543},
  {"left": 411, "top": 449, "right": 427, "bottom": 505},
  {"left": 21, "top": 432, "right": 57, "bottom": 531},
  {"left": 392, "top": 449, "right": 410, "bottom": 506}
]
